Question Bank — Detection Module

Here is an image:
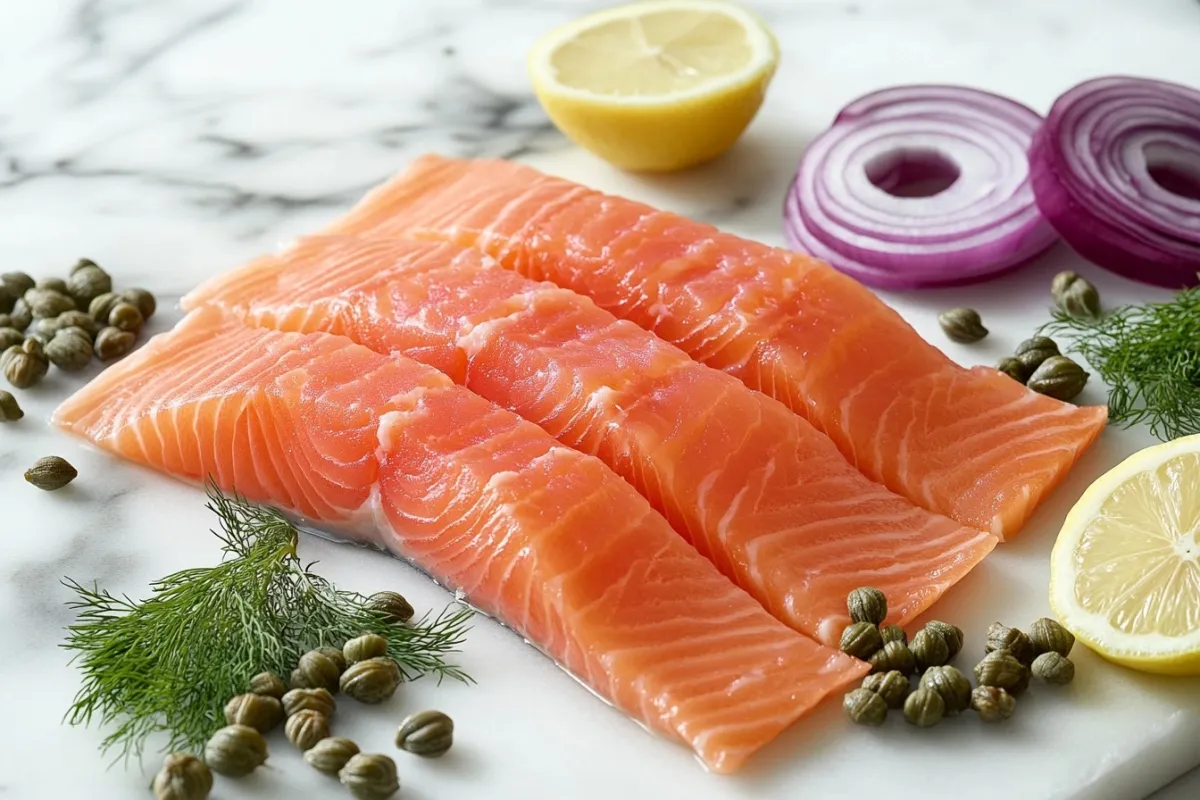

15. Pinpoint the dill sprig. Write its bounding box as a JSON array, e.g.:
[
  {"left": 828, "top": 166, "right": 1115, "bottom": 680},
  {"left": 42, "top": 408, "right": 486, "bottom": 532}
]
[
  {"left": 1042, "top": 286, "right": 1200, "bottom": 441},
  {"left": 62, "top": 484, "right": 471, "bottom": 765}
]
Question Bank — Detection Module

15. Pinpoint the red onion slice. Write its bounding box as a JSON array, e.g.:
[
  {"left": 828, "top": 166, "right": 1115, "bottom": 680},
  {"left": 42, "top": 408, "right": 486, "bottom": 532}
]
[
  {"left": 783, "top": 85, "right": 1059, "bottom": 289},
  {"left": 1029, "top": 76, "right": 1200, "bottom": 288}
]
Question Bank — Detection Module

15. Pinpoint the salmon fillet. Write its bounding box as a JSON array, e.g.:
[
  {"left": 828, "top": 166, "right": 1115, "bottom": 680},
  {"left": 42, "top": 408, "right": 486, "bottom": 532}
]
[
  {"left": 186, "top": 236, "right": 997, "bottom": 644},
  {"left": 317, "top": 154, "right": 1108, "bottom": 540},
  {"left": 53, "top": 309, "right": 869, "bottom": 773}
]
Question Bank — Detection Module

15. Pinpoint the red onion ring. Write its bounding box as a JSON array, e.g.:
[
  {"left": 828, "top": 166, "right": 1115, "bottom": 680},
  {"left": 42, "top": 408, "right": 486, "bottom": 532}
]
[
  {"left": 1029, "top": 76, "right": 1200, "bottom": 289},
  {"left": 783, "top": 85, "right": 1059, "bottom": 289}
]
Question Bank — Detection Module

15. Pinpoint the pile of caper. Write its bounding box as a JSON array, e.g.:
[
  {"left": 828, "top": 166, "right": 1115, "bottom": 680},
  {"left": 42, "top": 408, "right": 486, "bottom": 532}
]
[
  {"left": 839, "top": 586, "right": 1077, "bottom": 730},
  {"left": 0, "top": 260, "right": 156, "bottom": 391},
  {"left": 152, "top": 618, "right": 456, "bottom": 800}
]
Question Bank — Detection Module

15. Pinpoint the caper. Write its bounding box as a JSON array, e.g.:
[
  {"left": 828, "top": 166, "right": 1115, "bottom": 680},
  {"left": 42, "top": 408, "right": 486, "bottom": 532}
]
[
  {"left": 340, "top": 657, "right": 401, "bottom": 704},
  {"left": 344, "top": 632, "right": 389, "bottom": 665},
  {"left": 316, "top": 646, "right": 348, "bottom": 674},
  {"left": 4, "top": 339, "right": 48, "bottom": 389},
  {"left": 304, "top": 736, "right": 360, "bottom": 775},
  {"left": 938, "top": 307, "right": 988, "bottom": 343},
  {"left": 203, "top": 724, "right": 267, "bottom": 777},
  {"left": 869, "top": 640, "right": 916, "bottom": 675},
  {"left": 1, "top": 271, "right": 34, "bottom": 298},
  {"left": 94, "top": 326, "right": 136, "bottom": 361},
  {"left": 224, "top": 692, "right": 284, "bottom": 733},
  {"left": 369, "top": 591, "right": 415, "bottom": 623},
  {"left": 24, "top": 287, "right": 76, "bottom": 318},
  {"left": 995, "top": 356, "right": 1030, "bottom": 384},
  {"left": 861, "top": 670, "right": 910, "bottom": 709},
  {"left": 0, "top": 283, "right": 13, "bottom": 314},
  {"left": 1028, "top": 355, "right": 1089, "bottom": 401},
  {"left": 152, "top": 752, "right": 212, "bottom": 800},
  {"left": 282, "top": 687, "right": 336, "bottom": 718},
  {"left": 122, "top": 287, "right": 157, "bottom": 319},
  {"left": 6, "top": 299, "right": 31, "bottom": 331},
  {"left": 0, "top": 389, "right": 22, "bottom": 421},
  {"left": 285, "top": 708, "right": 330, "bottom": 751},
  {"left": 35, "top": 277, "right": 69, "bottom": 294},
  {"left": 1031, "top": 651, "right": 1075, "bottom": 685},
  {"left": 970, "top": 685, "right": 1016, "bottom": 722},
  {"left": 878, "top": 624, "right": 907, "bottom": 646},
  {"left": 56, "top": 310, "right": 100, "bottom": 337},
  {"left": 842, "top": 687, "right": 887, "bottom": 726},
  {"left": 24, "top": 455, "right": 78, "bottom": 491},
  {"left": 974, "top": 649, "right": 1030, "bottom": 694},
  {"left": 108, "top": 301, "right": 144, "bottom": 333},
  {"left": 1051, "top": 270, "right": 1101, "bottom": 320},
  {"left": 67, "top": 262, "right": 112, "bottom": 308},
  {"left": 27, "top": 316, "right": 61, "bottom": 344},
  {"left": 395, "top": 709, "right": 454, "bottom": 757},
  {"left": 903, "top": 686, "right": 945, "bottom": 728},
  {"left": 923, "top": 620, "right": 964, "bottom": 660},
  {"left": 88, "top": 292, "right": 123, "bottom": 323},
  {"left": 839, "top": 621, "right": 883, "bottom": 660},
  {"left": 919, "top": 665, "right": 972, "bottom": 714},
  {"left": 1029, "top": 617, "right": 1075, "bottom": 658},
  {"left": 1015, "top": 336, "right": 1060, "bottom": 374},
  {"left": 847, "top": 586, "right": 887, "bottom": 625},
  {"left": 0, "top": 327, "right": 22, "bottom": 352},
  {"left": 293, "top": 649, "right": 342, "bottom": 693},
  {"left": 985, "top": 622, "right": 1035, "bottom": 665},
  {"left": 909, "top": 627, "right": 950, "bottom": 671},
  {"left": 46, "top": 327, "right": 94, "bottom": 372},
  {"left": 248, "top": 671, "right": 287, "bottom": 699},
  {"left": 339, "top": 753, "right": 400, "bottom": 800}
]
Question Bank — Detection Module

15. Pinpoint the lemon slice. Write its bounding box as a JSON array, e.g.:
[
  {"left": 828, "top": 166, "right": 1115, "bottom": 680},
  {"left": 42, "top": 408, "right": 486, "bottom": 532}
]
[
  {"left": 528, "top": 0, "right": 779, "bottom": 172},
  {"left": 1049, "top": 434, "right": 1200, "bottom": 675}
]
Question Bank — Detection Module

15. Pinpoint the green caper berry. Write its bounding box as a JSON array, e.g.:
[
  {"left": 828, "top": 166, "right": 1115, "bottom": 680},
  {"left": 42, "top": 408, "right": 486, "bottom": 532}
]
[
  {"left": 295, "top": 650, "right": 342, "bottom": 693},
  {"left": 369, "top": 591, "right": 415, "bottom": 623},
  {"left": 88, "top": 292, "right": 122, "bottom": 323},
  {"left": 122, "top": 287, "right": 157, "bottom": 319},
  {"left": 316, "top": 646, "right": 348, "bottom": 674},
  {"left": 305, "top": 737, "right": 360, "bottom": 775},
  {"left": 28, "top": 316, "right": 62, "bottom": 343},
  {"left": 970, "top": 685, "right": 1015, "bottom": 722},
  {"left": 35, "top": 277, "right": 69, "bottom": 294},
  {"left": 108, "top": 301, "right": 144, "bottom": 333},
  {"left": 339, "top": 753, "right": 400, "bottom": 800},
  {"left": 861, "top": 670, "right": 910, "bottom": 709},
  {"left": 24, "top": 455, "right": 77, "bottom": 491},
  {"left": 1015, "top": 336, "right": 1060, "bottom": 374},
  {"left": 281, "top": 687, "right": 336, "bottom": 718},
  {"left": 69, "top": 258, "right": 99, "bottom": 276},
  {"left": 1031, "top": 651, "right": 1075, "bottom": 685},
  {"left": 869, "top": 640, "right": 915, "bottom": 675},
  {"left": 285, "top": 708, "right": 330, "bottom": 751},
  {"left": 909, "top": 627, "right": 951, "bottom": 671},
  {"left": 919, "top": 665, "right": 972, "bottom": 714},
  {"left": 878, "top": 624, "right": 907, "bottom": 646},
  {"left": 0, "top": 389, "right": 23, "bottom": 421},
  {"left": 903, "top": 686, "right": 945, "bottom": 728},
  {"left": 974, "top": 649, "right": 1030, "bottom": 693},
  {"left": 340, "top": 657, "right": 401, "bottom": 704},
  {"left": 0, "top": 327, "right": 22, "bottom": 352},
  {"left": 7, "top": 299, "right": 31, "bottom": 331},
  {"left": 0, "top": 283, "right": 13, "bottom": 315},
  {"left": 938, "top": 307, "right": 988, "bottom": 343},
  {"left": 248, "top": 671, "right": 287, "bottom": 699},
  {"left": 46, "top": 327, "right": 94, "bottom": 372},
  {"left": 224, "top": 692, "right": 284, "bottom": 733},
  {"left": 24, "top": 288, "right": 76, "bottom": 318},
  {"left": 1, "top": 271, "right": 34, "bottom": 298},
  {"left": 203, "top": 724, "right": 267, "bottom": 777},
  {"left": 344, "top": 633, "right": 389, "bottom": 665},
  {"left": 847, "top": 586, "right": 887, "bottom": 625},
  {"left": 985, "top": 622, "right": 1035, "bottom": 665},
  {"left": 842, "top": 687, "right": 887, "bottom": 726},
  {"left": 1051, "top": 270, "right": 1101, "bottom": 320},
  {"left": 395, "top": 709, "right": 454, "bottom": 757},
  {"left": 995, "top": 356, "right": 1030, "bottom": 384},
  {"left": 923, "top": 620, "right": 964, "bottom": 660},
  {"left": 56, "top": 310, "right": 100, "bottom": 337},
  {"left": 1029, "top": 617, "right": 1075, "bottom": 657},
  {"left": 152, "top": 752, "right": 213, "bottom": 800},
  {"left": 839, "top": 621, "right": 883, "bottom": 660},
  {"left": 68, "top": 264, "right": 112, "bottom": 307},
  {"left": 94, "top": 326, "right": 136, "bottom": 361},
  {"left": 1028, "top": 355, "right": 1089, "bottom": 401},
  {"left": 3, "top": 341, "right": 48, "bottom": 389}
]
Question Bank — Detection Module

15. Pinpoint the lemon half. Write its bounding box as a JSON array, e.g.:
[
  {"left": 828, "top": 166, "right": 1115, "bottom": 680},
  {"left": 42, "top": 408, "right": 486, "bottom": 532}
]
[
  {"left": 1050, "top": 434, "right": 1200, "bottom": 675},
  {"left": 528, "top": 0, "right": 779, "bottom": 172}
]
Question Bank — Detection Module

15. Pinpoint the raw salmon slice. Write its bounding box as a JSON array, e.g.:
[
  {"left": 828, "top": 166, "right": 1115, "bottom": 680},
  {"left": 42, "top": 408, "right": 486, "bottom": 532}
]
[
  {"left": 317, "top": 154, "right": 1108, "bottom": 540},
  {"left": 53, "top": 308, "right": 868, "bottom": 774},
  {"left": 187, "top": 236, "right": 997, "bottom": 643}
]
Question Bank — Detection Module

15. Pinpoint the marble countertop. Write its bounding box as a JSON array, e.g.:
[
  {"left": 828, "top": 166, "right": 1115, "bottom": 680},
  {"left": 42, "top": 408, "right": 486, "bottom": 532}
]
[{"left": 2, "top": 1, "right": 1200, "bottom": 798}]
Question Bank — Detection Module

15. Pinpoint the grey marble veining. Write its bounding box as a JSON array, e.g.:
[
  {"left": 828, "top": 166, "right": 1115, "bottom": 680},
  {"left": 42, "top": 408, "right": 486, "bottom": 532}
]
[{"left": 2, "top": 1, "right": 1200, "bottom": 798}]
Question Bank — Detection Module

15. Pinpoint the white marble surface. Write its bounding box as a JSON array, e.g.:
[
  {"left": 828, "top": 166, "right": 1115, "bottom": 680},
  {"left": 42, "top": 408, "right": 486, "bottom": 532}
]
[{"left": 2, "top": 1, "right": 1200, "bottom": 798}]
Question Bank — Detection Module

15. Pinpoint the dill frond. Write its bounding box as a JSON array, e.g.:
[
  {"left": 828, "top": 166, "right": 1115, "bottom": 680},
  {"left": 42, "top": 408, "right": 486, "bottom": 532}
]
[{"left": 62, "top": 483, "right": 471, "bottom": 765}]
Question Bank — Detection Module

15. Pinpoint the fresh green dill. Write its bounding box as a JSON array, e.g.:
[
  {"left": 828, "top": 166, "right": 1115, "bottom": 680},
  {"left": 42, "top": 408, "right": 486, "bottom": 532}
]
[
  {"left": 1042, "top": 286, "right": 1200, "bottom": 441},
  {"left": 62, "top": 483, "right": 471, "bottom": 765}
]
